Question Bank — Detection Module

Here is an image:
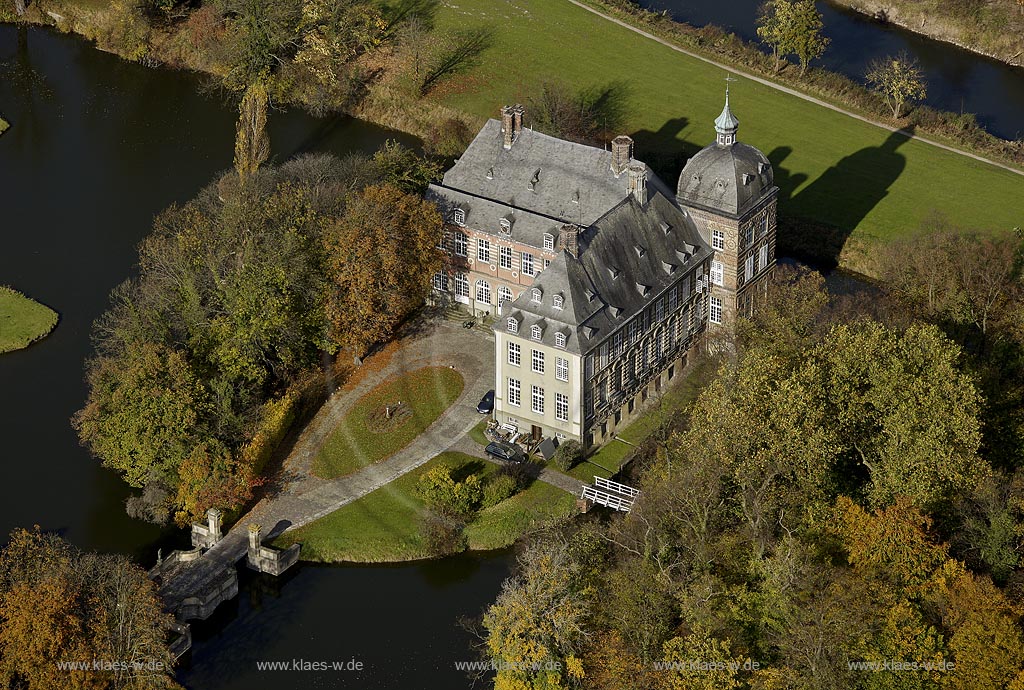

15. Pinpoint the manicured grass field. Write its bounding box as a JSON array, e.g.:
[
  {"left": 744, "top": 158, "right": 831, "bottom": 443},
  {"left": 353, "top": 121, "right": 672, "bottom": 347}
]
[
  {"left": 278, "top": 451, "right": 575, "bottom": 561},
  {"left": 312, "top": 366, "right": 464, "bottom": 478},
  {"left": 431, "top": 0, "right": 1022, "bottom": 264},
  {"left": 0, "top": 287, "right": 58, "bottom": 354}
]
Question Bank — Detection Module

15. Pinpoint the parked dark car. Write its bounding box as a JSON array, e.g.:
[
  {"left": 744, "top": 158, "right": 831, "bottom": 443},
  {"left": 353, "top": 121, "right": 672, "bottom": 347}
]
[
  {"left": 476, "top": 389, "right": 495, "bottom": 414},
  {"left": 485, "top": 441, "right": 527, "bottom": 464}
]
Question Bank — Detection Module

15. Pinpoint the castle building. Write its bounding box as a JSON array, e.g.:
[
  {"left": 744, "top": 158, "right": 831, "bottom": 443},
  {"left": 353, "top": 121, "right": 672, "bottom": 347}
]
[{"left": 428, "top": 90, "right": 778, "bottom": 447}]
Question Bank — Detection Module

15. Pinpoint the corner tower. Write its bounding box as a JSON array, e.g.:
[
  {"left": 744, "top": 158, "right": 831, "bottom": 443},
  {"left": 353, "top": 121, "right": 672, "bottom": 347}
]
[{"left": 676, "top": 85, "right": 778, "bottom": 332}]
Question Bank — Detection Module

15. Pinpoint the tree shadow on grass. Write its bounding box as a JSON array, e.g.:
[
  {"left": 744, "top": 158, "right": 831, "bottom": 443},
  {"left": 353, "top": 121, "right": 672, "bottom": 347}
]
[
  {"left": 783, "top": 128, "right": 912, "bottom": 268},
  {"left": 420, "top": 25, "right": 495, "bottom": 96},
  {"left": 630, "top": 116, "right": 693, "bottom": 183}
]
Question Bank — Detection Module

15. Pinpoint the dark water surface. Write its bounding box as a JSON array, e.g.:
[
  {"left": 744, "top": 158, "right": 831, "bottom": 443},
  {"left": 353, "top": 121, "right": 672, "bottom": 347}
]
[
  {"left": 0, "top": 25, "right": 509, "bottom": 690},
  {"left": 637, "top": 0, "right": 1024, "bottom": 140}
]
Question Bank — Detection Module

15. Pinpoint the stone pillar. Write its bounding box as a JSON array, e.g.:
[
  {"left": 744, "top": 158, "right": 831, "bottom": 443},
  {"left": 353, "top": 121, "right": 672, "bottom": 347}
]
[
  {"left": 501, "top": 104, "right": 524, "bottom": 149},
  {"left": 627, "top": 162, "right": 647, "bottom": 205},
  {"left": 248, "top": 523, "right": 262, "bottom": 557},
  {"left": 206, "top": 508, "right": 223, "bottom": 543},
  {"left": 610, "top": 135, "right": 633, "bottom": 176}
]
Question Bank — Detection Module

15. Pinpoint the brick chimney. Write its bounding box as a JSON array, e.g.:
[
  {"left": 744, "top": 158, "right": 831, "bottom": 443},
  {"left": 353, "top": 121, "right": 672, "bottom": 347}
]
[
  {"left": 610, "top": 135, "right": 633, "bottom": 176},
  {"left": 501, "top": 104, "right": 525, "bottom": 149},
  {"left": 560, "top": 224, "right": 580, "bottom": 258},
  {"left": 627, "top": 162, "right": 647, "bottom": 205}
]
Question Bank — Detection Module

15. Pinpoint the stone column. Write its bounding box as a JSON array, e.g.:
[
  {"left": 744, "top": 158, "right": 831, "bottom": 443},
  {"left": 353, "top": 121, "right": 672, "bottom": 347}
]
[
  {"left": 247, "top": 523, "right": 262, "bottom": 558},
  {"left": 206, "top": 508, "right": 223, "bottom": 544}
]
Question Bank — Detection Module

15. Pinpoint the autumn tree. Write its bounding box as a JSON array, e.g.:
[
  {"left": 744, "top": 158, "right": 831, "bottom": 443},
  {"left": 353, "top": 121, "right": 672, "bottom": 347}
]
[
  {"left": 756, "top": 0, "right": 793, "bottom": 73},
  {"left": 0, "top": 528, "right": 179, "bottom": 690},
  {"left": 325, "top": 183, "right": 443, "bottom": 355},
  {"left": 234, "top": 80, "right": 270, "bottom": 185},
  {"left": 866, "top": 52, "right": 928, "bottom": 118},
  {"left": 293, "top": 0, "right": 387, "bottom": 88},
  {"left": 13, "top": 0, "right": 25, "bottom": 17}
]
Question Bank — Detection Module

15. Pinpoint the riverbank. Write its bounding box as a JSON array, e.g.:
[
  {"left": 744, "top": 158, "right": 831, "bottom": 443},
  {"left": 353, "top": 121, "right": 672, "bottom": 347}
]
[
  {"left": 828, "top": 0, "right": 1024, "bottom": 67},
  {"left": 0, "top": 287, "right": 58, "bottom": 354}
]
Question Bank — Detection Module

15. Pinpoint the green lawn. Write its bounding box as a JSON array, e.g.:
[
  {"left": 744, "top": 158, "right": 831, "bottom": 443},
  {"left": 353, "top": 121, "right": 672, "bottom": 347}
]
[
  {"left": 0, "top": 287, "right": 58, "bottom": 354},
  {"left": 431, "top": 0, "right": 1022, "bottom": 267},
  {"left": 468, "top": 419, "right": 489, "bottom": 445},
  {"left": 312, "top": 366, "right": 464, "bottom": 478},
  {"left": 278, "top": 451, "right": 575, "bottom": 561}
]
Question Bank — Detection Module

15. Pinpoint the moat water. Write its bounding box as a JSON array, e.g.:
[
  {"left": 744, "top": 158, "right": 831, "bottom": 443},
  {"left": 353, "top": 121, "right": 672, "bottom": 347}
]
[
  {"left": 0, "top": 6, "right": 1017, "bottom": 686},
  {"left": 636, "top": 0, "right": 1024, "bottom": 141}
]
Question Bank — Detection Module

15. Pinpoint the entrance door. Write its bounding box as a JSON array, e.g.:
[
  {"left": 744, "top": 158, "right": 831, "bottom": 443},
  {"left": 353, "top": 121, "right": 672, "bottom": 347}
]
[{"left": 531, "top": 425, "right": 542, "bottom": 440}]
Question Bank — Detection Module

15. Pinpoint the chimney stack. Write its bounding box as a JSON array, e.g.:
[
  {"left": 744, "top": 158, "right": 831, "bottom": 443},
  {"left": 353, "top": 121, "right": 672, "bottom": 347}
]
[
  {"left": 501, "top": 104, "right": 524, "bottom": 149},
  {"left": 627, "top": 162, "right": 647, "bottom": 205},
  {"left": 560, "top": 224, "right": 580, "bottom": 258},
  {"left": 610, "top": 135, "right": 633, "bottom": 176}
]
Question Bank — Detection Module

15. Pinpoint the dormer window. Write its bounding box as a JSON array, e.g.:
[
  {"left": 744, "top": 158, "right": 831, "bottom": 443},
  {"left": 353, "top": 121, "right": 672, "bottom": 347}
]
[
  {"left": 452, "top": 208, "right": 466, "bottom": 226},
  {"left": 555, "top": 332, "right": 566, "bottom": 348},
  {"left": 507, "top": 317, "right": 518, "bottom": 333},
  {"left": 543, "top": 233, "right": 555, "bottom": 251},
  {"left": 552, "top": 294, "right": 563, "bottom": 310},
  {"left": 633, "top": 244, "right": 646, "bottom": 258},
  {"left": 531, "top": 325, "right": 542, "bottom": 341},
  {"left": 660, "top": 222, "right": 671, "bottom": 234},
  {"left": 741, "top": 173, "right": 754, "bottom": 185},
  {"left": 608, "top": 266, "right": 620, "bottom": 280},
  {"left": 500, "top": 217, "right": 512, "bottom": 234},
  {"left": 531, "top": 288, "right": 542, "bottom": 303}
]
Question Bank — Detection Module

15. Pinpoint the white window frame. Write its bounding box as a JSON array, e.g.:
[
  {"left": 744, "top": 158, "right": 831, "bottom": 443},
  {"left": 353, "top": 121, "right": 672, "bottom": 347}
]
[
  {"left": 745, "top": 254, "right": 754, "bottom": 282},
  {"left": 507, "top": 317, "right": 518, "bottom": 334},
  {"left": 453, "top": 231, "right": 467, "bottom": 257},
  {"left": 555, "top": 393, "right": 569, "bottom": 422},
  {"left": 531, "top": 325, "right": 542, "bottom": 341},
  {"left": 711, "top": 261, "right": 724, "bottom": 286},
  {"left": 543, "top": 234, "right": 555, "bottom": 251},
  {"left": 532, "top": 349, "right": 544, "bottom": 374},
  {"left": 452, "top": 208, "right": 466, "bottom": 226},
  {"left": 759, "top": 244, "right": 769, "bottom": 273},
  {"left": 552, "top": 295, "right": 563, "bottom": 310},
  {"left": 710, "top": 296, "right": 723, "bottom": 325},
  {"left": 555, "top": 332, "right": 566, "bottom": 349},
  {"left": 476, "top": 280, "right": 491, "bottom": 304},
  {"left": 432, "top": 271, "right": 447, "bottom": 291},
  {"left": 556, "top": 357, "right": 568, "bottom": 382},
  {"left": 508, "top": 341, "right": 521, "bottom": 366},
  {"left": 712, "top": 229, "right": 725, "bottom": 251},
  {"left": 508, "top": 378, "right": 521, "bottom": 407},
  {"left": 498, "top": 286, "right": 513, "bottom": 309},
  {"left": 454, "top": 272, "right": 469, "bottom": 298},
  {"left": 531, "top": 288, "right": 542, "bottom": 303},
  {"left": 531, "top": 385, "right": 544, "bottom": 414},
  {"left": 477, "top": 239, "right": 491, "bottom": 264},
  {"left": 522, "top": 252, "right": 535, "bottom": 276},
  {"left": 499, "top": 246, "right": 513, "bottom": 270}
]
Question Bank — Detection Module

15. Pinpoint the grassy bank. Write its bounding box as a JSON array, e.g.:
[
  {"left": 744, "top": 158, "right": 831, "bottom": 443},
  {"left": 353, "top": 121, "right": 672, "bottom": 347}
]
[
  {"left": 277, "top": 452, "right": 576, "bottom": 562},
  {"left": 0, "top": 287, "right": 58, "bottom": 354},
  {"left": 429, "top": 0, "right": 1022, "bottom": 273},
  {"left": 312, "top": 366, "right": 464, "bottom": 479}
]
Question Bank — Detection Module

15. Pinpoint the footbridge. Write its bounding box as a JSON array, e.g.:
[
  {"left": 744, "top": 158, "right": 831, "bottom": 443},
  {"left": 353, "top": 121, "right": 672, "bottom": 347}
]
[{"left": 579, "top": 476, "right": 640, "bottom": 512}]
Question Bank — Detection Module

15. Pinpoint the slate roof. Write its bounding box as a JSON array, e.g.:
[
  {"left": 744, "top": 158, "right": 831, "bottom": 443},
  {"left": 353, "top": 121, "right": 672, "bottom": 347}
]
[
  {"left": 429, "top": 119, "right": 673, "bottom": 246},
  {"left": 497, "top": 191, "right": 711, "bottom": 355},
  {"left": 675, "top": 142, "right": 775, "bottom": 218}
]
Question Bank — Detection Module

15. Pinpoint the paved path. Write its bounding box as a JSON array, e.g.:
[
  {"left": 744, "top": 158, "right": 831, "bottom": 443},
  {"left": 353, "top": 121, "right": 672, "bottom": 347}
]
[
  {"left": 450, "top": 436, "right": 587, "bottom": 495},
  {"left": 159, "top": 319, "right": 501, "bottom": 610},
  {"left": 567, "top": 0, "right": 1024, "bottom": 178}
]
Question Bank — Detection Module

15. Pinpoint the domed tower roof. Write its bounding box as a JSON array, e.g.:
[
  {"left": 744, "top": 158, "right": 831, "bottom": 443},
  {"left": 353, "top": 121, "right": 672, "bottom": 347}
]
[{"left": 676, "top": 88, "right": 775, "bottom": 218}]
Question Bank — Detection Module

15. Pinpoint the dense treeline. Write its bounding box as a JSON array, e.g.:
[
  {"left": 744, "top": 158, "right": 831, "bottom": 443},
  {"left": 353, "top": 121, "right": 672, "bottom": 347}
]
[
  {"left": 0, "top": 528, "right": 180, "bottom": 689},
  {"left": 482, "top": 225, "right": 1024, "bottom": 689},
  {"left": 75, "top": 146, "right": 443, "bottom": 525}
]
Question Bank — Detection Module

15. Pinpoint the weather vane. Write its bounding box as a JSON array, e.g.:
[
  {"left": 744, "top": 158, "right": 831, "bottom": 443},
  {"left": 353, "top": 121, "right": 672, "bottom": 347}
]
[{"left": 724, "top": 73, "right": 737, "bottom": 96}]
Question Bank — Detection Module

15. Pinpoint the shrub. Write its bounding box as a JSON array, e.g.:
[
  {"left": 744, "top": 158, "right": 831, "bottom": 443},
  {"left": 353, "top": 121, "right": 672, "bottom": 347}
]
[
  {"left": 496, "top": 458, "right": 539, "bottom": 489},
  {"left": 416, "top": 464, "right": 483, "bottom": 516},
  {"left": 483, "top": 474, "right": 519, "bottom": 508},
  {"left": 553, "top": 440, "right": 584, "bottom": 472},
  {"left": 421, "top": 510, "right": 467, "bottom": 555}
]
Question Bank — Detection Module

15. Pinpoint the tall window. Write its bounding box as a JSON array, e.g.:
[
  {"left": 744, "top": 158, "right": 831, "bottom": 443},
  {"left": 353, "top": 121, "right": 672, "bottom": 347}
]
[
  {"left": 759, "top": 244, "right": 769, "bottom": 272},
  {"left": 498, "top": 286, "right": 513, "bottom": 309},
  {"left": 507, "top": 317, "right": 518, "bottom": 334},
  {"left": 555, "top": 332, "right": 566, "bottom": 349},
  {"left": 453, "top": 231, "right": 467, "bottom": 257},
  {"left": 759, "top": 214, "right": 769, "bottom": 237},
  {"left": 555, "top": 393, "right": 569, "bottom": 422},
  {"left": 531, "top": 385, "right": 544, "bottom": 414},
  {"left": 743, "top": 225, "right": 754, "bottom": 247},
  {"left": 452, "top": 208, "right": 465, "bottom": 225},
  {"left": 454, "top": 272, "right": 469, "bottom": 298},
  {"left": 508, "top": 378, "right": 521, "bottom": 406},
  {"left": 531, "top": 349, "right": 545, "bottom": 374},
  {"left": 682, "top": 276, "right": 691, "bottom": 299},
  {"left": 745, "top": 254, "right": 754, "bottom": 282},
  {"left": 712, "top": 229, "right": 725, "bottom": 251},
  {"left": 476, "top": 280, "right": 491, "bottom": 304},
  {"left": 432, "top": 272, "right": 447, "bottom": 291},
  {"left": 711, "top": 261, "right": 724, "bottom": 286},
  {"left": 710, "top": 296, "right": 723, "bottom": 324},
  {"left": 508, "top": 341, "right": 521, "bottom": 366},
  {"left": 556, "top": 357, "right": 568, "bottom": 381},
  {"left": 544, "top": 234, "right": 555, "bottom": 251},
  {"left": 477, "top": 239, "right": 491, "bottom": 263},
  {"left": 522, "top": 252, "right": 535, "bottom": 276},
  {"left": 499, "top": 246, "right": 513, "bottom": 270},
  {"left": 531, "top": 325, "right": 542, "bottom": 341}
]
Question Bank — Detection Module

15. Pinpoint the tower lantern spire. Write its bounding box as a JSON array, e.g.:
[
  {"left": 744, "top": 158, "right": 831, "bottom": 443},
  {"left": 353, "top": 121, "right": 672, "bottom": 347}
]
[{"left": 715, "top": 76, "right": 739, "bottom": 146}]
